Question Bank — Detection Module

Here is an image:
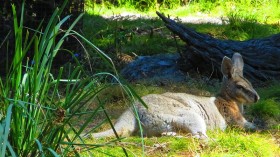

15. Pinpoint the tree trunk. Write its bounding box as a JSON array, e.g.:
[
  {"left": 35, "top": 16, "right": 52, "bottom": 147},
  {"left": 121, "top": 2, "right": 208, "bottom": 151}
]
[{"left": 156, "top": 11, "right": 280, "bottom": 82}]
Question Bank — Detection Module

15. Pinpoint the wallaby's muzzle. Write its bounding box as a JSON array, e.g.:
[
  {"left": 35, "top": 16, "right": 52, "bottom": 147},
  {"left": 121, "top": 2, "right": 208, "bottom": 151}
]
[{"left": 254, "top": 93, "right": 260, "bottom": 103}]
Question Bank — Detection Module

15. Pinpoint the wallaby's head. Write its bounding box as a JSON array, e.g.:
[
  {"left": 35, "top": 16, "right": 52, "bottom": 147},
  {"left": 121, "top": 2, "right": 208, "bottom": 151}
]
[{"left": 220, "top": 53, "right": 259, "bottom": 104}]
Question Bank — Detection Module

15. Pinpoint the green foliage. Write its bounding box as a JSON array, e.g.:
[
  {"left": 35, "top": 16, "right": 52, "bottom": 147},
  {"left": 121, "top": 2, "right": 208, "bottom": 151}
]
[
  {"left": 225, "top": 15, "right": 275, "bottom": 40},
  {"left": 248, "top": 82, "right": 280, "bottom": 120},
  {"left": 258, "top": 82, "right": 280, "bottom": 99},
  {"left": 88, "top": 0, "right": 185, "bottom": 11},
  {"left": 0, "top": 2, "right": 83, "bottom": 156},
  {"left": 250, "top": 99, "right": 280, "bottom": 118}
]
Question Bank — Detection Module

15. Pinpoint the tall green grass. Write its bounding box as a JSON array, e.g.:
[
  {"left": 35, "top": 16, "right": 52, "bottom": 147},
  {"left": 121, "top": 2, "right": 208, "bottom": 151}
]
[{"left": 0, "top": 1, "right": 143, "bottom": 156}]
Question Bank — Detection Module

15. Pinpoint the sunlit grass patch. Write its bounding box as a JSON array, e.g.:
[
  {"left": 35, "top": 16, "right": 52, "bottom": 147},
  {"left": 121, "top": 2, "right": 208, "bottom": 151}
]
[
  {"left": 83, "top": 128, "right": 280, "bottom": 156},
  {"left": 204, "top": 129, "right": 280, "bottom": 157},
  {"left": 83, "top": 135, "right": 198, "bottom": 156},
  {"left": 86, "top": 0, "right": 280, "bottom": 24}
]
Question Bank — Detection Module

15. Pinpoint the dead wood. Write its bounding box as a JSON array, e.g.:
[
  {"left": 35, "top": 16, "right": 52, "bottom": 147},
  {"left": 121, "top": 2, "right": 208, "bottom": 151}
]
[{"left": 156, "top": 11, "right": 280, "bottom": 82}]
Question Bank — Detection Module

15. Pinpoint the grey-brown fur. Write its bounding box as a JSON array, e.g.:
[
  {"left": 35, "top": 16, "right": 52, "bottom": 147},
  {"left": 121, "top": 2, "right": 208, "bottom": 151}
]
[{"left": 89, "top": 53, "right": 259, "bottom": 139}]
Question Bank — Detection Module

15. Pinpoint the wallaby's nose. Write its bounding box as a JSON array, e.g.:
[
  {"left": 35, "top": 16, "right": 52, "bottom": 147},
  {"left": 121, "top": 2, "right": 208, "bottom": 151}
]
[{"left": 254, "top": 94, "right": 260, "bottom": 103}]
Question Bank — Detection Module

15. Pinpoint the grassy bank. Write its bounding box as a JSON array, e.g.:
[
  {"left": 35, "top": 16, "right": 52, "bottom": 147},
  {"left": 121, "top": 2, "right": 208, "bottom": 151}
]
[{"left": 84, "top": 129, "right": 279, "bottom": 156}]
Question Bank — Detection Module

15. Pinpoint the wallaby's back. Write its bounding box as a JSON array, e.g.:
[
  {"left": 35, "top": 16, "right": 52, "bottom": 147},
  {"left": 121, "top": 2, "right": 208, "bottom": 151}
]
[{"left": 92, "top": 93, "right": 226, "bottom": 138}]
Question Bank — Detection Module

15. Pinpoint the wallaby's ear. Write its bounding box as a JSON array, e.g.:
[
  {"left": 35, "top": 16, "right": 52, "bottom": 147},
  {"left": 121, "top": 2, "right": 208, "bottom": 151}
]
[
  {"left": 232, "top": 53, "right": 244, "bottom": 76},
  {"left": 221, "top": 56, "right": 233, "bottom": 78}
]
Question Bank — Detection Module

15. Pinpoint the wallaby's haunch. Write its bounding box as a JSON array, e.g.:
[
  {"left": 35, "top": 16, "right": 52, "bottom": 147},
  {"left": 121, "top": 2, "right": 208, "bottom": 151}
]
[{"left": 91, "top": 53, "right": 260, "bottom": 139}]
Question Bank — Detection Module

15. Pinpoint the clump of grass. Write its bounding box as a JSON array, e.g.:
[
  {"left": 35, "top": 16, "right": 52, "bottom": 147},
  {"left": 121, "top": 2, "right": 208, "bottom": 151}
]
[
  {"left": 250, "top": 99, "right": 280, "bottom": 118},
  {"left": 0, "top": 2, "right": 89, "bottom": 156},
  {"left": 247, "top": 82, "right": 280, "bottom": 126},
  {"left": 204, "top": 129, "right": 280, "bottom": 157},
  {"left": 0, "top": 2, "right": 142, "bottom": 156},
  {"left": 223, "top": 11, "right": 280, "bottom": 40},
  {"left": 258, "top": 82, "right": 280, "bottom": 99}
]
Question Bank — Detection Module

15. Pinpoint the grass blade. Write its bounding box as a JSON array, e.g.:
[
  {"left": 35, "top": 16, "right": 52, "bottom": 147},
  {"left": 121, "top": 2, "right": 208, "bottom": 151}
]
[{"left": 1, "top": 104, "right": 13, "bottom": 157}]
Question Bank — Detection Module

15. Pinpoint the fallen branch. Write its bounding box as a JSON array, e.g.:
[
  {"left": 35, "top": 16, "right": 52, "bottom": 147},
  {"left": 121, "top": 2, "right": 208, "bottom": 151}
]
[{"left": 156, "top": 11, "right": 280, "bottom": 82}]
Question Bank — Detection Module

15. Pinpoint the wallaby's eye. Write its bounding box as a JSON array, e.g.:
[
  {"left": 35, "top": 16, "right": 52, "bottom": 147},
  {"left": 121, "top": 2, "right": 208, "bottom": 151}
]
[{"left": 236, "top": 84, "right": 244, "bottom": 89}]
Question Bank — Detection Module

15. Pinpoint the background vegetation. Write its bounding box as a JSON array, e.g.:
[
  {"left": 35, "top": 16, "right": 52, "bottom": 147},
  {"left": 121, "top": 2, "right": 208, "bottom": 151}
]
[{"left": 84, "top": 0, "right": 280, "bottom": 71}]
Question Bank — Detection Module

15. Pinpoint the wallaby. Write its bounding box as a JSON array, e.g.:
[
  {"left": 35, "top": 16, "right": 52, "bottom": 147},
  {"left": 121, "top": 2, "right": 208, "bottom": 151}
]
[{"left": 89, "top": 53, "right": 259, "bottom": 139}]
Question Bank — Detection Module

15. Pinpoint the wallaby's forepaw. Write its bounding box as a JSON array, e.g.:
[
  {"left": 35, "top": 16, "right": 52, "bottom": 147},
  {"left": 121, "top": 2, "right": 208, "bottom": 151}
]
[
  {"left": 244, "top": 121, "right": 257, "bottom": 131},
  {"left": 161, "top": 132, "right": 185, "bottom": 138},
  {"left": 193, "top": 132, "right": 208, "bottom": 140},
  {"left": 161, "top": 132, "right": 177, "bottom": 136}
]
